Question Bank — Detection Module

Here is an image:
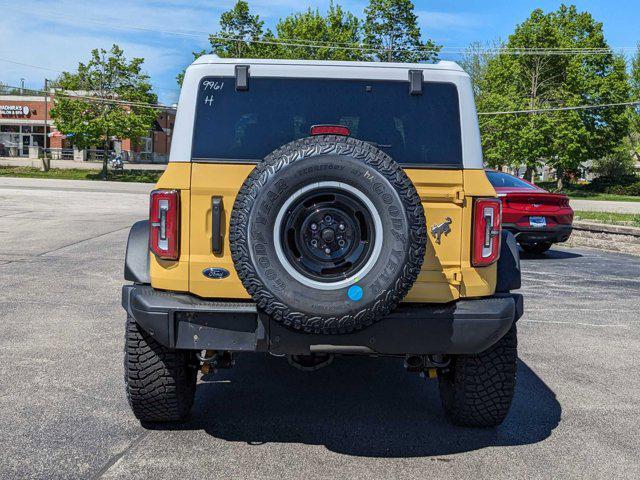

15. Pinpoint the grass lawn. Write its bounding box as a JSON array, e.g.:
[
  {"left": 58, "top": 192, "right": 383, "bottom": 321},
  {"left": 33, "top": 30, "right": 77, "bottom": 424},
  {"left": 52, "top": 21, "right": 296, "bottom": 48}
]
[
  {"left": 536, "top": 181, "right": 640, "bottom": 202},
  {"left": 574, "top": 210, "right": 640, "bottom": 227},
  {"left": 0, "top": 166, "right": 162, "bottom": 183}
]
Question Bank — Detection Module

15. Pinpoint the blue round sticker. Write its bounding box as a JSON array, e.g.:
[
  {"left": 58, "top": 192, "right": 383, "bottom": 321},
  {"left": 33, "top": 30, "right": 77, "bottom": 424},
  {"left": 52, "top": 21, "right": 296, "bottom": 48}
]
[{"left": 347, "top": 285, "right": 363, "bottom": 301}]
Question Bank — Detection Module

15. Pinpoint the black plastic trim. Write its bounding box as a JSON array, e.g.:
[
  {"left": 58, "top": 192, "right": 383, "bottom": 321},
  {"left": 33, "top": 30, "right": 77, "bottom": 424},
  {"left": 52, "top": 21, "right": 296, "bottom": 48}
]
[
  {"left": 409, "top": 69, "right": 423, "bottom": 95},
  {"left": 503, "top": 223, "right": 573, "bottom": 244},
  {"left": 122, "top": 285, "right": 521, "bottom": 355},
  {"left": 124, "top": 221, "right": 150, "bottom": 284},
  {"left": 211, "top": 196, "right": 223, "bottom": 254},
  {"left": 235, "top": 65, "right": 249, "bottom": 91},
  {"left": 496, "top": 230, "right": 521, "bottom": 292}
]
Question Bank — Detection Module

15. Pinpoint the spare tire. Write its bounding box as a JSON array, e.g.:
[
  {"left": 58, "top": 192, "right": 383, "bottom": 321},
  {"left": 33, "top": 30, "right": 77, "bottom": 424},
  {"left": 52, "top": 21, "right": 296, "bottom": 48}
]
[{"left": 230, "top": 135, "right": 426, "bottom": 334}]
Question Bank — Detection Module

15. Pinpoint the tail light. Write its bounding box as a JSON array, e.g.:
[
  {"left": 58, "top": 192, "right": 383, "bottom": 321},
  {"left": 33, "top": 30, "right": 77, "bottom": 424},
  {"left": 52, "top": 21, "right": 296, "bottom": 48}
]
[
  {"left": 472, "top": 198, "right": 501, "bottom": 267},
  {"left": 149, "top": 189, "right": 180, "bottom": 260},
  {"left": 310, "top": 125, "right": 350, "bottom": 136}
]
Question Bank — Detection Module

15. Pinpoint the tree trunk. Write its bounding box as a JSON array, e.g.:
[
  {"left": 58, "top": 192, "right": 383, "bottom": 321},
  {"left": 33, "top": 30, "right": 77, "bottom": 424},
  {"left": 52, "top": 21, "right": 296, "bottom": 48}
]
[
  {"left": 102, "top": 138, "right": 109, "bottom": 180},
  {"left": 556, "top": 167, "right": 564, "bottom": 191},
  {"left": 523, "top": 166, "right": 534, "bottom": 182}
]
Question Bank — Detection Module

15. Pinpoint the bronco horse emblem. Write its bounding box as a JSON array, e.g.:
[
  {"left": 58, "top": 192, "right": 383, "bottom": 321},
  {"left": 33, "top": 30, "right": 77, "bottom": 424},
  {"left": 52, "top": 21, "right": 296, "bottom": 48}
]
[{"left": 430, "top": 217, "right": 453, "bottom": 244}]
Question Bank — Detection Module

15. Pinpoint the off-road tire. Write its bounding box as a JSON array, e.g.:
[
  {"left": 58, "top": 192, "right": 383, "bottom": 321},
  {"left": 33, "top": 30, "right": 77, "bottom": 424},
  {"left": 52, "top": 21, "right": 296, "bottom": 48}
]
[
  {"left": 124, "top": 316, "right": 197, "bottom": 423},
  {"left": 438, "top": 324, "right": 518, "bottom": 427},
  {"left": 229, "top": 135, "right": 427, "bottom": 335},
  {"left": 520, "top": 242, "right": 552, "bottom": 254}
]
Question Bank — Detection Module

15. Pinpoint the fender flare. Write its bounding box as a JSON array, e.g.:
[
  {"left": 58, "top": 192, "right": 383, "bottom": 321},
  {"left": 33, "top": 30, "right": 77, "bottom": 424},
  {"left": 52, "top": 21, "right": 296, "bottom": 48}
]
[
  {"left": 124, "top": 220, "right": 151, "bottom": 284},
  {"left": 496, "top": 230, "right": 521, "bottom": 293}
]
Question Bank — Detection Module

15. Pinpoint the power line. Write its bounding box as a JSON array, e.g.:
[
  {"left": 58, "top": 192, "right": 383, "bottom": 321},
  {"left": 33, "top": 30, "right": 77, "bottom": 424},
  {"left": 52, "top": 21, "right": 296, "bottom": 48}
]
[
  {"left": 0, "top": 84, "right": 175, "bottom": 111},
  {"left": 0, "top": 57, "right": 62, "bottom": 73},
  {"left": 0, "top": 4, "right": 636, "bottom": 56},
  {"left": 0, "top": 57, "right": 181, "bottom": 96},
  {"left": 478, "top": 100, "right": 640, "bottom": 115}
]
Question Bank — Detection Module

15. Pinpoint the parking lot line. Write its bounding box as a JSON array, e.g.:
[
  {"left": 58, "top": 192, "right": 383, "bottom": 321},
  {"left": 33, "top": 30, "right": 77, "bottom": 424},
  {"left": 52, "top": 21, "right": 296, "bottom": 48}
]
[{"left": 521, "top": 319, "right": 629, "bottom": 328}]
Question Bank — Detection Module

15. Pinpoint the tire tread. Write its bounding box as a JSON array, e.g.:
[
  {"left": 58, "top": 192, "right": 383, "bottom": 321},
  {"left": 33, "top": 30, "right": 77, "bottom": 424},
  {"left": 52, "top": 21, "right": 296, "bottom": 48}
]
[
  {"left": 124, "top": 316, "right": 196, "bottom": 423},
  {"left": 438, "top": 325, "right": 518, "bottom": 427}
]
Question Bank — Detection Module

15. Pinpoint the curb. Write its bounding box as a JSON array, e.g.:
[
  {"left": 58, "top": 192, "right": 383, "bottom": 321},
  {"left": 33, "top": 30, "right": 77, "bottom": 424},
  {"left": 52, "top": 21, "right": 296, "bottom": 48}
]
[{"left": 572, "top": 220, "right": 640, "bottom": 238}]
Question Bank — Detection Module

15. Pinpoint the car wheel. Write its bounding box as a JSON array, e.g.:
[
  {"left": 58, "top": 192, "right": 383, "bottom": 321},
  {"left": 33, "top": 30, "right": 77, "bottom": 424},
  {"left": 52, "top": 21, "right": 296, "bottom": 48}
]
[
  {"left": 124, "top": 316, "right": 197, "bottom": 423},
  {"left": 229, "top": 135, "right": 427, "bottom": 335},
  {"left": 520, "top": 242, "right": 552, "bottom": 254},
  {"left": 438, "top": 324, "right": 518, "bottom": 427}
]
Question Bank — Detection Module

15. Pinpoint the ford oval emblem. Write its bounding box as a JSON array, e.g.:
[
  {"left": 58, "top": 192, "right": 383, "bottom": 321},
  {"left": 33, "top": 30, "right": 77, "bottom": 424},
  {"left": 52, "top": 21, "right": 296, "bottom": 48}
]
[{"left": 202, "top": 267, "right": 230, "bottom": 279}]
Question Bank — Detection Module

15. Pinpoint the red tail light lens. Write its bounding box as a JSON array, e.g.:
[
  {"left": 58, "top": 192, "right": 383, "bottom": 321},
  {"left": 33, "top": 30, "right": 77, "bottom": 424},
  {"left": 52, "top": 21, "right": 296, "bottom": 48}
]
[
  {"left": 149, "top": 189, "right": 180, "bottom": 260},
  {"left": 472, "top": 198, "right": 502, "bottom": 267},
  {"left": 310, "top": 125, "right": 350, "bottom": 136}
]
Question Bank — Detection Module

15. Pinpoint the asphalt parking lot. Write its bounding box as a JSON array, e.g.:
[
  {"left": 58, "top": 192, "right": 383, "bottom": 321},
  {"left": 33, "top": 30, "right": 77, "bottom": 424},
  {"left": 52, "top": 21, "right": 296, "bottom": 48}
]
[{"left": 1, "top": 178, "right": 639, "bottom": 479}]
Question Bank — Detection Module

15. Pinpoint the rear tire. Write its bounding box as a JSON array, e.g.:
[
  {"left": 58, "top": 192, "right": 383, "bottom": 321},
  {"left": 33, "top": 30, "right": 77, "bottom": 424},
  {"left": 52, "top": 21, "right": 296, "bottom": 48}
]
[
  {"left": 124, "top": 316, "right": 197, "bottom": 423},
  {"left": 438, "top": 324, "right": 518, "bottom": 427},
  {"left": 520, "top": 242, "right": 552, "bottom": 254}
]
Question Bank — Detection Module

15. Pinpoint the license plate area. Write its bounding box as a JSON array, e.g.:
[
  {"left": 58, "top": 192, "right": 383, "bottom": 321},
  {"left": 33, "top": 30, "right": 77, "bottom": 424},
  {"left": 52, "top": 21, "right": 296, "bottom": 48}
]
[{"left": 529, "top": 216, "right": 547, "bottom": 228}]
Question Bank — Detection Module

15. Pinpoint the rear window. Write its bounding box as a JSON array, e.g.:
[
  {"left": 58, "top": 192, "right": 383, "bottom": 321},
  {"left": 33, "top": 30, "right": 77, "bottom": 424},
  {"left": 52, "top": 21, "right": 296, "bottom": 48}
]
[
  {"left": 486, "top": 171, "right": 536, "bottom": 189},
  {"left": 192, "top": 76, "right": 462, "bottom": 167}
]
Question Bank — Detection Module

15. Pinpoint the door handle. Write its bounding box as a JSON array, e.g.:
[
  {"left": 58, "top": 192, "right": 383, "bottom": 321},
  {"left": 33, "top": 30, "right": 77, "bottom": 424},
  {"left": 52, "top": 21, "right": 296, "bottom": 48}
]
[{"left": 212, "top": 196, "right": 223, "bottom": 254}]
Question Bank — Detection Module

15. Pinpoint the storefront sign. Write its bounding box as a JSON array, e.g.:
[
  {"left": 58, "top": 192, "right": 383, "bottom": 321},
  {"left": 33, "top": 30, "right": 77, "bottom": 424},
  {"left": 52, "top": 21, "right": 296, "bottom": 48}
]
[{"left": 0, "top": 105, "right": 30, "bottom": 116}]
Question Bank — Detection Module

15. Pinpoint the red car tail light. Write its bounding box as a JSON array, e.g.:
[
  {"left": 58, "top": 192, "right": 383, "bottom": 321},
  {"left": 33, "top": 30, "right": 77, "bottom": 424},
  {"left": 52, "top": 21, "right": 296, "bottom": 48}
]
[
  {"left": 149, "top": 189, "right": 180, "bottom": 260},
  {"left": 472, "top": 198, "right": 502, "bottom": 267},
  {"left": 310, "top": 124, "right": 350, "bottom": 136}
]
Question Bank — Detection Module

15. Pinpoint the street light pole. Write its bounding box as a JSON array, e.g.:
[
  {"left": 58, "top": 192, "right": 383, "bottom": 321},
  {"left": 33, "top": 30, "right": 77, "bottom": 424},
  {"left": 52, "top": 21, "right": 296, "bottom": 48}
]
[{"left": 42, "top": 78, "right": 50, "bottom": 172}]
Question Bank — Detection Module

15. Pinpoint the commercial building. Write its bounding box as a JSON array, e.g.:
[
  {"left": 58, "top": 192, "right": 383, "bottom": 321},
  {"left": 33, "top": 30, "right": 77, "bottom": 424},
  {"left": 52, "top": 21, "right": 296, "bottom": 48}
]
[{"left": 0, "top": 92, "right": 175, "bottom": 162}]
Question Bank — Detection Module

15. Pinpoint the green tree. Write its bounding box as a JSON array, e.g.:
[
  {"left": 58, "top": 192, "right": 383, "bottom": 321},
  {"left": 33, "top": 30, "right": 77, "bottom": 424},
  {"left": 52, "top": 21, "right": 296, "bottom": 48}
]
[
  {"left": 363, "top": 0, "right": 439, "bottom": 62},
  {"left": 210, "top": 0, "right": 268, "bottom": 58},
  {"left": 50, "top": 45, "right": 157, "bottom": 179},
  {"left": 459, "top": 40, "right": 502, "bottom": 98},
  {"left": 629, "top": 43, "right": 640, "bottom": 164},
  {"left": 177, "top": 1, "right": 368, "bottom": 85},
  {"left": 477, "top": 5, "right": 630, "bottom": 187},
  {"left": 270, "top": 2, "right": 366, "bottom": 61}
]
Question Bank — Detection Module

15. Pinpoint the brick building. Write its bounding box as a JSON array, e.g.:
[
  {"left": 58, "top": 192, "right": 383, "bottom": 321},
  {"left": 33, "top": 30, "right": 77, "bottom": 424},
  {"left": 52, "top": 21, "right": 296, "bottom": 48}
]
[{"left": 0, "top": 93, "right": 175, "bottom": 162}]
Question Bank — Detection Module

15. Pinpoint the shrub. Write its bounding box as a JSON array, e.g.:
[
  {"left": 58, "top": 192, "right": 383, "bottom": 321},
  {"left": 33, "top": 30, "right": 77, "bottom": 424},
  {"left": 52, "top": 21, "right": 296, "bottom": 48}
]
[
  {"left": 605, "top": 181, "right": 640, "bottom": 196},
  {"left": 588, "top": 174, "right": 639, "bottom": 192}
]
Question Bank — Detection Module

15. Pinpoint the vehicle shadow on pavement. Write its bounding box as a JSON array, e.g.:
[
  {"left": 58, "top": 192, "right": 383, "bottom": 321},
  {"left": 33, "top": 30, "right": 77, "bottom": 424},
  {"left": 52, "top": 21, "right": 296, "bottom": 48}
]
[
  {"left": 152, "top": 355, "right": 561, "bottom": 457},
  {"left": 519, "top": 248, "right": 582, "bottom": 261}
]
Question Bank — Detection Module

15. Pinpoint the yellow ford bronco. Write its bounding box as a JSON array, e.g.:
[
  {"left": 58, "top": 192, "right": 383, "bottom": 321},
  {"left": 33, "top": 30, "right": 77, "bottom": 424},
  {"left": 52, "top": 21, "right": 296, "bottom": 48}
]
[{"left": 122, "top": 57, "right": 523, "bottom": 427}]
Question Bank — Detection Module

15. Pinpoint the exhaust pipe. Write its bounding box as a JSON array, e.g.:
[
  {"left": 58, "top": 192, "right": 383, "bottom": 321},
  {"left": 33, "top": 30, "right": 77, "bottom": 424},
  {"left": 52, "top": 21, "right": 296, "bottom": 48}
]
[
  {"left": 288, "top": 354, "right": 334, "bottom": 371},
  {"left": 404, "top": 354, "right": 450, "bottom": 373},
  {"left": 404, "top": 355, "right": 424, "bottom": 372}
]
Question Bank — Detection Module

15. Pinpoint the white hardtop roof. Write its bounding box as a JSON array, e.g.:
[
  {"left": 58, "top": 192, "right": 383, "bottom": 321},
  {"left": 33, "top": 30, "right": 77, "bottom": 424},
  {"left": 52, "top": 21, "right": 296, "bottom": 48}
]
[{"left": 192, "top": 55, "right": 465, "bottom": 73}]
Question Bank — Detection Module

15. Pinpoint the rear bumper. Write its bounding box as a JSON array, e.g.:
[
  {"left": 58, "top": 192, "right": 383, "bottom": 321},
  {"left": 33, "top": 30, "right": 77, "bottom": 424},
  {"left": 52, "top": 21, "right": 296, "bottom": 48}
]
[
  {"left": 504, "top": 223, "right": 573, "bottom": 244},
  {"left": 122, "top": 285, "right": 523, "bottom": 355}
]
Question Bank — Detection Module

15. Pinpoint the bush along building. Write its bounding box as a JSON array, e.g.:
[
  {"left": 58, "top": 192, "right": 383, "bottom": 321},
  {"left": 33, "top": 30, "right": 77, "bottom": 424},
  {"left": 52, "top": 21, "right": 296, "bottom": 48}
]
[{"left": 0, "top": 90, "right": 175, "bottom": 163}]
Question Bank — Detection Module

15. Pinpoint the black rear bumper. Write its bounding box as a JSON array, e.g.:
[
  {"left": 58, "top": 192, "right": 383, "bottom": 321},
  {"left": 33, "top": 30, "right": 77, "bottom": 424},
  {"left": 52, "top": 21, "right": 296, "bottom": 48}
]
[
  {"left": 504, "top": 223, "right": 572, "bottom": 244},
  {"left": 122, "top": 285, "right": 523, "bottom": 355}
]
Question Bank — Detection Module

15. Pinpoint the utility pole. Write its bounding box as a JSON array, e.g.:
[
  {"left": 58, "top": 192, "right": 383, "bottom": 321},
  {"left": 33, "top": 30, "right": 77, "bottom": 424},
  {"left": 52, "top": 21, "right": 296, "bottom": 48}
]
[{"left": 41, "top": 78, "right": 50, "bottom": 172}]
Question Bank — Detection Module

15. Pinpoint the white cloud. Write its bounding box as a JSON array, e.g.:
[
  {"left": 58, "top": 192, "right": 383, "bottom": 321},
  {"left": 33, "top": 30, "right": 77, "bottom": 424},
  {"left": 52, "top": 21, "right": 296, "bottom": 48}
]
[{"left": 418, "top": 11, "right": 490, "bottom": 31}]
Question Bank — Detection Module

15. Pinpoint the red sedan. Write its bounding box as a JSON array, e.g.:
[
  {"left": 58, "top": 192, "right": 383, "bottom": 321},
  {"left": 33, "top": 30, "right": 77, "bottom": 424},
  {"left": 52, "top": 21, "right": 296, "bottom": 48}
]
[{"left": 486, "top": 170, "right": 574, "bottom": 254}]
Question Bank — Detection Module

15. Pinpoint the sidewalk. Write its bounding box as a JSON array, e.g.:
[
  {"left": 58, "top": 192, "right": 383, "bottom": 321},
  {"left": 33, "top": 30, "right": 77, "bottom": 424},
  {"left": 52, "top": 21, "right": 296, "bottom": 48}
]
[
  {"left": 569, "top": 199, "right": 640, "bottom": 214},
  {"left": 0, "top": 157, "right": 167, "bottom": 171},
  {"left": 0, "top": 176, "right": 153, "bottom": 194}
]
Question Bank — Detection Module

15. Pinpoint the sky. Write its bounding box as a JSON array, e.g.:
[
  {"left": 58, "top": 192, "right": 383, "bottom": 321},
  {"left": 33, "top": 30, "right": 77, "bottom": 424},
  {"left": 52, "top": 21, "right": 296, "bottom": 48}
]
[{"left": 1, "top": 0, "right": 639, "bottom": 104}]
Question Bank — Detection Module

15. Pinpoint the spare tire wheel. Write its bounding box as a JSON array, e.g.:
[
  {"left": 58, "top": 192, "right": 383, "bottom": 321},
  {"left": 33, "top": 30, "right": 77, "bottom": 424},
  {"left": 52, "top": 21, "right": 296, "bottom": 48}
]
[{"left": 230, "top": 136, "right": 427, "bottom": 334}]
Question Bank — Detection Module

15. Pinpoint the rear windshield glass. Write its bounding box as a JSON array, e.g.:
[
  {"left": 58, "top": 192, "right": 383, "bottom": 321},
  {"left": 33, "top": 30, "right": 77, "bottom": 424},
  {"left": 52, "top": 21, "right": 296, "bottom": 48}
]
[
  {"left": 486, "top": 171, "right": 536, "bottom": 189},
  {"left": 192, "top": 76, "right": 462, "bottom": 166}
]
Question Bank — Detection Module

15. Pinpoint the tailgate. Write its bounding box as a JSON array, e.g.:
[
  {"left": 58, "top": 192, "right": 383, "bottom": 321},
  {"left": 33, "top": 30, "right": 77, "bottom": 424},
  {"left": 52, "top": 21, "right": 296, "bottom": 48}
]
[{"left": 188, "top": 164, "right": 466, "bottom": 303}]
